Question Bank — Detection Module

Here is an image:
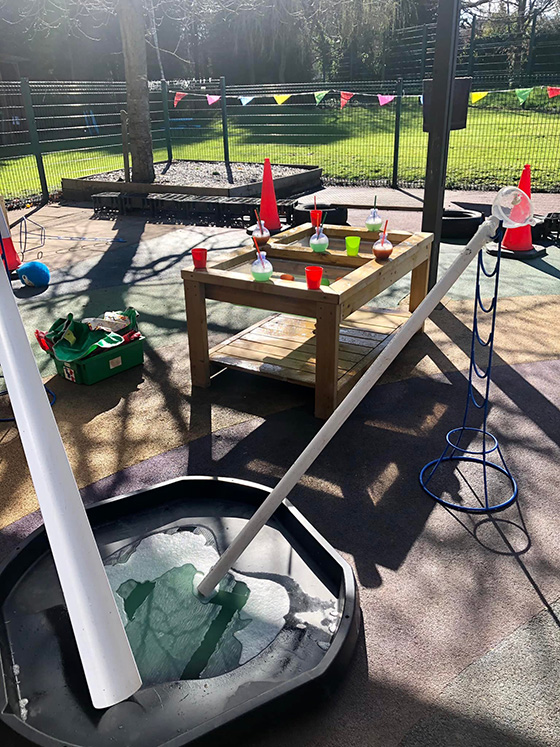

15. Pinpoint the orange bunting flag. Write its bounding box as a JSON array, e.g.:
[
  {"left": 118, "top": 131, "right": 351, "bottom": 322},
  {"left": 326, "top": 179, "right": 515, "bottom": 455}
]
[
  {"left": 274, "top": 94, "right": 292, "bottom": 105},
  {"left": 173, "top": 92, "right": 187, "bottom": 107},
  {"left": 548, "top": 86, "right": 560, "bottom": 98},
  {"left": 471, "top": 91, "right": 489, "bottom": 104},
  {"left": 340, "top": 91, "right": 354, "bottom": 109}
]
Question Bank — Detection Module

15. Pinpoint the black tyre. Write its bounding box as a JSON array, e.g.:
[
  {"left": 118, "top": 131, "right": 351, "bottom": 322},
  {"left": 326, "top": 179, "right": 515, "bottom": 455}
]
[
  {"left": 293, "top": 202, "right": 349, "bottom": 226},
  {"left": 441, "top": 209, "right": 484, "bottom": 240}
]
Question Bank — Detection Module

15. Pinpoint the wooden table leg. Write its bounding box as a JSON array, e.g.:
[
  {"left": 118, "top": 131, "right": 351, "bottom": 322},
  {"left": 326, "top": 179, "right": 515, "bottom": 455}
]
[
  {"left": 314, "top": 302, "right": 341, "bottom": 419},
  {"left": 184, "top": 279, "right": 211, "bottom": 388},
  {"left": 409, "top": 257, "right": 430, "bottom": 332}
]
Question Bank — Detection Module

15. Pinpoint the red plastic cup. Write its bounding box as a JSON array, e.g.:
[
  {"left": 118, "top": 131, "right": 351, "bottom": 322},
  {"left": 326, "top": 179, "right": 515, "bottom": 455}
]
[
  {"left": 305, "top": 265, "right": 323, "bottom": 290},
  {"left": 192, "top": 247, "right": 207, "bottom": 269},
  {"left": 310, "top": 209, "right": 322, "bottom": 228}
]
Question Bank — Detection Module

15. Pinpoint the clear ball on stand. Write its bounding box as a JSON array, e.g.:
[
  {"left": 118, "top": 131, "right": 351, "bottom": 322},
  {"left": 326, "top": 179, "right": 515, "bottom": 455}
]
[
  {"left": 310, "top": 229, "right": 329, "bottom": 253},
  {"left": 251, "top": 251, "right": 274, "bottom": 282},
  {"left": 252, "top": 221, "right": 270, "bottom": 246},
  {"left": 492, "top": 186, "right": 534, "bottom": 228},
  {"left": 373, "top": 238, "right": 393, "bottom": 259},
  {"left": 365, "top": 208, "right": 383, "bottom": 232}
]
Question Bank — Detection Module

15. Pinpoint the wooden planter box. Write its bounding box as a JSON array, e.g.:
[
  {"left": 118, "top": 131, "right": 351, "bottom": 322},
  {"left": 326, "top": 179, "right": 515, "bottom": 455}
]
[{"left": 61, "top": 161, "right": 322, "bottom": 202}]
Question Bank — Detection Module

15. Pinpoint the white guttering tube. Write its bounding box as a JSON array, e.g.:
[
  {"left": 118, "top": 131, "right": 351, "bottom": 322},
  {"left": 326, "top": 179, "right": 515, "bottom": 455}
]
[
  {"left": 0, "top": 262, "right": 142, "bottom": 709},
  {"left": 197, "top": 217, "right": 500, "bottom": 597}
]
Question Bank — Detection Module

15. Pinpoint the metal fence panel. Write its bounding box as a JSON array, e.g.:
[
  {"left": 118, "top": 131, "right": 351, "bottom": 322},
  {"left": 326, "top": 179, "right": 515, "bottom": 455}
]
[
  {"left": 0, "top": 82, "right": 41, "bottom": 200},
  {"left": 1, "top": 76, "right": 560, "bottom": 202}
]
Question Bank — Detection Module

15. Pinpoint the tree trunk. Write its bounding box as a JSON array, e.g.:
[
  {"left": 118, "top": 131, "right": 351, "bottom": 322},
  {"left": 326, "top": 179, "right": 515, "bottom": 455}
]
[{"left": 118, "top": 0, "right": 155, "bottom": 183}]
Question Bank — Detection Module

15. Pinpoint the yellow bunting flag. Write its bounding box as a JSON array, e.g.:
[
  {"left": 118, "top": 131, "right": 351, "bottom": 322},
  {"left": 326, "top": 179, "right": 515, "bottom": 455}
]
[
  {"left": 274, "top": 94, "right": 292, "bottom": 105},
  {"left": 471, "top": 91, "right": 489, "bottom": 104}
]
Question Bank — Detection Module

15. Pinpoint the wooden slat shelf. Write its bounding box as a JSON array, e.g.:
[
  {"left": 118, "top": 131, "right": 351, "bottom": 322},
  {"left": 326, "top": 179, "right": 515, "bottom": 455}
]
[{"left": 209, "top": 308, "right": 410, "bottom": 395}]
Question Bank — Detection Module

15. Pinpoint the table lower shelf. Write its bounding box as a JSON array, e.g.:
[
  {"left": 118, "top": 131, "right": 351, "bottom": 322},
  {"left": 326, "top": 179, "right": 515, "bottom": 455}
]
[{"left": 209, "top": 306, "right": 411, "bottom": 397}]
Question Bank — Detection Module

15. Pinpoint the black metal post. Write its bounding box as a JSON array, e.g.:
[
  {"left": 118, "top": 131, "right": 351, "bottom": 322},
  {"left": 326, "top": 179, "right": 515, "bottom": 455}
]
[
  {"left": 420, "top": 25, "right": 428, "bottom": 81},
  {"left": 391, "top": 78, "right": 403, "bottom": 189},
  {"left": 468, "top": 17, "right": 477, "bottom": 77},
  {"left": 120, "top": 110, "right": 131, "bottom": 182},
  {"left": 20, "top": 79, "right": 48, "bottom": 203},
  {"left": 161, "top": 79, "right": 173, "bottom": 163},
  {"left": 526, "top": 14, "right": 537, "bottom": 76},
  {"left": 421, "top": 0, "right": 461, "bottom": 290},
  {"left": 220, "top": 76, "right": 232, "bottom": 182}
]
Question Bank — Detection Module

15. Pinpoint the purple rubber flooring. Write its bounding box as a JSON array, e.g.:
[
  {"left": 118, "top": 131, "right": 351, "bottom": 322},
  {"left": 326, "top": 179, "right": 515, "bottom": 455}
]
[{"left": 2, "top": 356, "right": 560, "bottom": 747}]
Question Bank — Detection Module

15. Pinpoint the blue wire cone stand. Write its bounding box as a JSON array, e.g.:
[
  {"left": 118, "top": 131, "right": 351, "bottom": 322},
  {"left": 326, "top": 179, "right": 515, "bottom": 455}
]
[{"left": 419, "top": 229, "right": 518, "bottom": 513}]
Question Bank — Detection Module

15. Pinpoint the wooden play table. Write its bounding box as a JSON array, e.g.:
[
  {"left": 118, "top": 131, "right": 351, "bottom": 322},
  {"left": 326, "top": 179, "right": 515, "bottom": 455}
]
[{"left": 181, "top": 224, "right": 433, "bottom": 418}]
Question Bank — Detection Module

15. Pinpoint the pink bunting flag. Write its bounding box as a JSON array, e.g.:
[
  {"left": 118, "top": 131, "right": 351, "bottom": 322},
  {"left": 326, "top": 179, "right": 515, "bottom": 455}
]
[
  {"left": 173, "top": 92, "right": 187, "bottom": 108},
  {"left": 548, "top": 86, "right": 560, "bottom": 99},
  {"left": 340, "top": 91, "right": 354, "bottom": 110},
  {"left": 377, "top": 94, "right": 395, "bottom": 107},
  {"left": 207, "top": 95, "right": 221, "bottom": 106}
]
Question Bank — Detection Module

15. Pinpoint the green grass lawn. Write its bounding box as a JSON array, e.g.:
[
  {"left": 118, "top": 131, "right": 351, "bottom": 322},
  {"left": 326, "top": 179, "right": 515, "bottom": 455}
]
[{"left": 1, "top": 102, "right": 559, "bottom": 200}]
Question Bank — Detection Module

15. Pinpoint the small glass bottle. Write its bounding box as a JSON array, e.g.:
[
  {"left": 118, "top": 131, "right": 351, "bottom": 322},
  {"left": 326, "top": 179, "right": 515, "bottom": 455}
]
[
  {"left": 252, "top": 220, "right": 270, "bottom": 246},
  {"left": 365, "top": 208, "right": 383, "bottom": 232},
  {"left": 251, "top": 251, "right": 273, "bottom": 281},
  {"left": 373, "top": 238, "right": 393, "bottom": 260},
  {"left": 310, "top": 228, "right": 329, "bottom": 253}
]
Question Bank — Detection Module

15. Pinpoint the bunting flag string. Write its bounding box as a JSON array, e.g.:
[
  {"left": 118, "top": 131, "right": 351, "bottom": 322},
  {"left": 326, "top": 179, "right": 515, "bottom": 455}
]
[
  {"left": 471, "top": 91, "right": 489, "bottom": 104},
  {"left": 378, "top": 94, "right": 395, "bottom": 106},
  {"left": 515, "top": 88, "right": 533, "bottom": 105},
  {"left": 340, "top": 91, "right": 354, "bottom": 109},
  {"left": 170, "top": 84, "right": 560, "bottom": 108},
  {"left": 314, "top": 90, "right": 329, "bottom": 105}
]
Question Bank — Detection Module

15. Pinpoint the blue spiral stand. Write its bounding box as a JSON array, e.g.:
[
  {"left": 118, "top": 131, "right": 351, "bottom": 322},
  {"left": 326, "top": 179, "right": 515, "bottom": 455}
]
[{"left": 419, "top": 227, "right": 518, "bottom": 513}]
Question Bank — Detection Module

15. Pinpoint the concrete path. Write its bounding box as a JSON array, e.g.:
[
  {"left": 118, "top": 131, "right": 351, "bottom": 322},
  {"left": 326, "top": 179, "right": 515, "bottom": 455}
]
[{"left": 307, "top": 185, "right": 559, "bottom": 215}]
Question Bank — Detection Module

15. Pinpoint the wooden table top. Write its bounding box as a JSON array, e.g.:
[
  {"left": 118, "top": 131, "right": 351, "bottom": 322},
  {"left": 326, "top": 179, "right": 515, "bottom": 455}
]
[{"left": 181, "top": 224, "right": 433, "bottom": 314}]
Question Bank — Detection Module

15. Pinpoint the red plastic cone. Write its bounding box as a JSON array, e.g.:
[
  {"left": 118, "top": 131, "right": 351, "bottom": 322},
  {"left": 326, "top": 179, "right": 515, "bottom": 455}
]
[
  {"left": 0, "top": 208, "right": 20, "bottom": 272},
  {"left": 502, "top": 164, "right": 533, "bottom": 252},
  {"left": 259, "top": 159, "right": 281, "bottom": 232}
]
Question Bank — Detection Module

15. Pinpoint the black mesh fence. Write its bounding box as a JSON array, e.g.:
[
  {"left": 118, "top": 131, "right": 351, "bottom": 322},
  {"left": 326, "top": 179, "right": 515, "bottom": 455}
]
[
  {"left": 0, "top": 80, "right": 170, "bottom": 202},
  {"left": 168, "top": 81, "right": 224, "bottom": 162},
  {"left": 385, "top": 16, "right": 560, "bottom": 83},
  {"left": 1, "top": 76, "right": 560, "bottom": 202},
  {"left": 0, "top": 81, "right": 41, "bottom": 200}
]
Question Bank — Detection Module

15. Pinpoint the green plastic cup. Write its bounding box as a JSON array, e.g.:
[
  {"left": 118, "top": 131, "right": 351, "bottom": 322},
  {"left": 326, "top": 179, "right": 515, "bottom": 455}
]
[{"left": 346, "top": 236, "right": 361, "bottom": 256}]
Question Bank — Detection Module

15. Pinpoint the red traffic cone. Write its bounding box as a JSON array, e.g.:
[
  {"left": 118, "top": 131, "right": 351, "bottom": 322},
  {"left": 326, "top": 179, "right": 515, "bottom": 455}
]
[
  {"left": 500, "top": 164, "right": 542, "bottom": 258},
  {"left": 0, "top": 208, "right": 20, "bottom": 273},
  {"left": 259, "top": 158, "right": 281, "bottom": 232}
]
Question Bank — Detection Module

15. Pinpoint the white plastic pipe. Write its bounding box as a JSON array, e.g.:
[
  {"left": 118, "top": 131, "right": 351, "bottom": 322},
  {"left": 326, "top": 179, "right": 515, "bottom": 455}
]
[
  {"left": 197, "top": 217, "right": 500, "bottom": 597},
  {"left": 0, "top": 260, "right": 142, "bottom": 709}
]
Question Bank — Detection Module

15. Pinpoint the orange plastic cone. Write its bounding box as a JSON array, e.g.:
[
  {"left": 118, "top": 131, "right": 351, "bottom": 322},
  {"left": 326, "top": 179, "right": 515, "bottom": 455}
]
[
  {"left": 0, "top": 208, "right": 20, "bottom": 272},
  {"left": 259, "top": 158, "right": 281, "bottom": 232},
  {"left": 502, "top": 164, "right": 533, "bottom": 252}
]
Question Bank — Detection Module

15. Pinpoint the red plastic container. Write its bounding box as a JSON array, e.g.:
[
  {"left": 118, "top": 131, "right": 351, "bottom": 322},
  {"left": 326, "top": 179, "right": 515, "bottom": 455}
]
[
  {"left": 310, "top": 209, "right": 322, "bottom": 228},
  {"left": 305, "top": 265, "right": 323, "bottom": 290},
  {"left": 192, "top": 247, "right": 208, "bottom": 269}
]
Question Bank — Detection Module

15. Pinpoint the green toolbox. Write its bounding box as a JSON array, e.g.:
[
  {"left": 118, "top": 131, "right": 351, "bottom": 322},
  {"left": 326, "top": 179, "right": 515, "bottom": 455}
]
[
  {"left": 52, "top": 336, "right": 145, "bottom": 385},
  {"left": 37, "top": 307, "right": 145, "bottom": 385}
]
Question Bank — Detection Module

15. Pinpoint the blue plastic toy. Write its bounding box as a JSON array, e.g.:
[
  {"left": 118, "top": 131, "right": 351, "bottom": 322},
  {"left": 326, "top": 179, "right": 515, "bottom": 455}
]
[{"left": 17, "top": 261, "right": 50, "bottom": 288}]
